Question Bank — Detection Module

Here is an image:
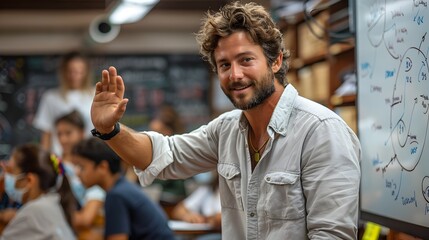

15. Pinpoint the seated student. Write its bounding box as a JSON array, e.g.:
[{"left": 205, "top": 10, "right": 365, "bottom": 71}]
[
  {"left": 147, "top": 105, "right": 188, "bottom": 216},
  {"left": 0, "top": 144, "right": 76, "bottom": 240},
  {"left": 0, "top": 193, "right": 18, "bottom": 232},
  {"left": 72, "top": 138, "right": 175, "bottom": 240},
  {"left": 0, "top": 165, "right": 21, "bottom": 231},
  {"left": 172, "top": 171, "right": 221, "bottom": 230},
  {"left": 55, "top": 110, "right": 105, "bottom": 235}
]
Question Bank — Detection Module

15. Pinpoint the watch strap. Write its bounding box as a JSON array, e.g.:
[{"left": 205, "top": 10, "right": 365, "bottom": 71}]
[{"left": 91, "top": 122, "right": 120, "bottom": 140}]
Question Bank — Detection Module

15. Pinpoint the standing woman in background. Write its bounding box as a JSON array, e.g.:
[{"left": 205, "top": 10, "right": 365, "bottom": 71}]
[
  {"left": 1, "top": 144, "right": 76, "bottom": 240},
  {"left": 33, "top": 51, "right": 94, "bottom": 156}
]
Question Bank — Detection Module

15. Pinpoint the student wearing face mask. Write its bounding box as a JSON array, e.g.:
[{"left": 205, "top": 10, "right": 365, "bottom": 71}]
[
  {"left": 0, "top": 165, "right": 21, "bottom": 231},
  {"left": 1, "top": 144, "right": 76, "bottom": 240},
  {"left": 54, "top": 110, "right": 105, "bottom": 238},
  {"left": 55, "top": 110, "right": 87, "bottom": 205}
]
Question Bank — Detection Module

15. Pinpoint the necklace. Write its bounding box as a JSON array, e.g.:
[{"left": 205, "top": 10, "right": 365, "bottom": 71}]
[{"left": 248, "top": 132, "right": 270, "bottom": 162}]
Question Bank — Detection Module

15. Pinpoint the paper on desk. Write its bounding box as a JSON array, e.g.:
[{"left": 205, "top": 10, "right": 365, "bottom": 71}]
[{"left": 168, "top": 220, "right": 213, "bottom": 231}]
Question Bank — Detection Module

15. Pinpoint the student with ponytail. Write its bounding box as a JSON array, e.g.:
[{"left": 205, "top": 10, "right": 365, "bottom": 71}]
[
  {"left": 54, "top": 110, "right": 106, "bottom": 235},
  {"left": 0, "top": 144, "right": 76, "bottom": 240}
]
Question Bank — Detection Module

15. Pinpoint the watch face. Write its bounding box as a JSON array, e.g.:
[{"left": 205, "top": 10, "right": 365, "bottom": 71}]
[{"left": 91, "top": 128, "right": 101, "bottom": 137}]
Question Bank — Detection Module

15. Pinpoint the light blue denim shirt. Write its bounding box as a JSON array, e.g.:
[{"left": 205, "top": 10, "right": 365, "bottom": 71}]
[{"left": 135, "top": 84, "right": 361, "bottom": 240}]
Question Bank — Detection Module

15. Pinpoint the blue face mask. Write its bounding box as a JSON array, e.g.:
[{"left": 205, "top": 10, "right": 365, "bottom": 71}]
[
  {"left": 194, "top": 172, "right": 214, "bottom": 185},
  {"left": 70, "top": 178, "right": 86, "bottom": 206},
  {"left": 62, "top": 162, "right": 86, "bottom": 206},
  {"left": 4, "top": 172, "right": 27, "bottom": 204}
]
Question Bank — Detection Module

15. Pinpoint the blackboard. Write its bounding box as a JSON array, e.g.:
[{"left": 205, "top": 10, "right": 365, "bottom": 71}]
[
  {"left": 0, "top": 54, "right": 211, "bottom": 160},
  {"left": 356, "top": 0, "right": 429, "bottom": 238}
]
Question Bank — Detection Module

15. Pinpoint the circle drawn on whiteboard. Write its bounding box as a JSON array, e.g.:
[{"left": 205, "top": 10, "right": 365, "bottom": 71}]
[
  {"left": 390, "top": 47, "right": 429, "bottom": 171},
  {"left": 422, "top": 176, "right": 429, "bottom": 203}
]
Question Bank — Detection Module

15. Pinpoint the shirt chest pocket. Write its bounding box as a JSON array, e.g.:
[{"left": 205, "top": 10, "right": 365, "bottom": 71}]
[
  {"left": 261, "top": 171, "right": 305, "bottom": 220},
  {"left": 217, "top": 163, "right": 244, "bottom": 210}
]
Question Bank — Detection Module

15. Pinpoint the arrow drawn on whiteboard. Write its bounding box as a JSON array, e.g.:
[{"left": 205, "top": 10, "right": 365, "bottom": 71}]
[
  {"left": 395, "top": 170, "right": 404, "bottom": 200},
  {"left": 418, "top": 32, "right": 426, "bottom": 53}
]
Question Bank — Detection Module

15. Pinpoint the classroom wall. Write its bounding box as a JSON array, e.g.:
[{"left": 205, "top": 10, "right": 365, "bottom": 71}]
[
  {"left": 0, "top": 0, "right": 268, "bottom": 54},
  {"left": 0, "top": 10, "right": 203, "bottom": 54}
]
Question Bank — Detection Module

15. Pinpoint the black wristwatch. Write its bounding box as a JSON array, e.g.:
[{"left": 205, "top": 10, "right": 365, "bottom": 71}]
[{"left": 91, "top": 122, "right": 120, "bottom": 140}]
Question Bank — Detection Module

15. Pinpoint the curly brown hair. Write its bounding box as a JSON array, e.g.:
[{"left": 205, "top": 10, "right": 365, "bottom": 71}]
[{"left": 196, "top": 1, "right": 290, "bottom": 86}]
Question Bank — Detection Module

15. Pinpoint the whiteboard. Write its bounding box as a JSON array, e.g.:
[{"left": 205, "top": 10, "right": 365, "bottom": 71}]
[{"left": 356, "top": 0, "right": 429, "bottom": 236}]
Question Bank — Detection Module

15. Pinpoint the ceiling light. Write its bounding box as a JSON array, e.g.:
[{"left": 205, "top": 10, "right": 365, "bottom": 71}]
[{"left": 108, "top": 0, "right": 159, "bottom": 25}]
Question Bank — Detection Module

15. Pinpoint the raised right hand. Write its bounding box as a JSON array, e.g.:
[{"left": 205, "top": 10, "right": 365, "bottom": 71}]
[{"left": 91, "top": 66, "right": 129, "bottom": 133}]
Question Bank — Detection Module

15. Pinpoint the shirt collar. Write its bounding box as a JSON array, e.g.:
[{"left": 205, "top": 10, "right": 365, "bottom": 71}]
[
  {"left": 268, "top": 84, "right": 297, "bottom": 136},
  {"left": 238, "top": 84, "right": 298, "bottom": 136}
]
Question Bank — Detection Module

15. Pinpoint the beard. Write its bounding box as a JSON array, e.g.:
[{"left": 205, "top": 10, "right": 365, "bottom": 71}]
[{"left": 222, "top": 69, "right": 275, "bottom": 110}]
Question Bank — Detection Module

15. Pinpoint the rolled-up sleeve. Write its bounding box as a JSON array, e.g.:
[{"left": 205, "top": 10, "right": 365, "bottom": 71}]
[
  {"left": 134, "top": 122, "right": 219, "bottom": 187},
  {"left": 134, "top": 131, "right": 175, "bottom": 186}
]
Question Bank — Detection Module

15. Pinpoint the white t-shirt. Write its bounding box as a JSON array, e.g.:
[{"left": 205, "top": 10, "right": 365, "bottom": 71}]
[
  {"left": 84, "top": 186, "right": 106, "bottom": 205},
  {"left": 184, "top": 186, "right": 221, "bottom": 217},
  {"left": 0, "top": 193, "right": 76, "bottom": 240},
  {"left": 33, "top": 88, "right": 94, "bottom": 156}
]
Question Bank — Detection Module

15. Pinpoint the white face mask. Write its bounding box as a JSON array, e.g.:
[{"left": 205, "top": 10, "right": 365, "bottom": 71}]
[{"left": 4, "top": 172, "right": 28, "bottom": 204}]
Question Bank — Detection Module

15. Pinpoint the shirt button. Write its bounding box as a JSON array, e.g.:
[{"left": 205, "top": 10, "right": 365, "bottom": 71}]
[{"left": 250, "top": 212, "right": 255, "bottom": 217}]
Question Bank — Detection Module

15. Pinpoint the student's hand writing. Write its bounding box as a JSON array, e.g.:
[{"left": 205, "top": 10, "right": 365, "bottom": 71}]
[
  {"left": 183, "top": 213, "right": 206, "bottom": 224},
  {"left": 91, "top": 66, "right": 129, "bottom": 133}
]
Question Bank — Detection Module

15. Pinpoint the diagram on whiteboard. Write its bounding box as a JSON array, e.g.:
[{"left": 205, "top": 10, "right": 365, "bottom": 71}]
[
  {"left": 357, "top": 0, "right": 429, "bottom": 228},
  {"left": 384, "top": 43, "right": 429, "bottom": 204},
  {"left": 388, "top": 45, "right": 429, "bottom": 173}
]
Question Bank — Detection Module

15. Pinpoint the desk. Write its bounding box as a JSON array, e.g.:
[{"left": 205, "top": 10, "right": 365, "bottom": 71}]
[{"left": 168, "top": 220, "right": 220, "bottom": 240}]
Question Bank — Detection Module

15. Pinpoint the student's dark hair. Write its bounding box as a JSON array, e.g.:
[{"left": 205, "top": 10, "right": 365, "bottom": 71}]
[
  {"left": 196, "top": 1, "right": 290, "bottom": 86},
  {"left": 13, "top": 144, "right": 76, "bottom": 227},
  {"left": 72, "top": 137, "right": 122, "bottom": 174},
  {"left": 54, "top": 110, "right": 85, "bottom": 130}
]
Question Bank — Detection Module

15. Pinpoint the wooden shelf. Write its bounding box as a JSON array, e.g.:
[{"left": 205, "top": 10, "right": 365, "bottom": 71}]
[
  {"left": 328, "top": 42, "right": 354, "bottom": 56},
  {"left": 279, "top": 0, "right": 356, "bottom": 115},
  {"left": 291, "top": 52, "right": 327, "bottom": 69},
  {"left": 330, "top": 94, "right": 356, "bottom": 107},
  {"left": 290, "top": 42, "right": 354, "bottom": 70}
]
